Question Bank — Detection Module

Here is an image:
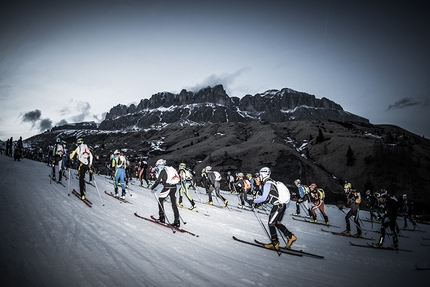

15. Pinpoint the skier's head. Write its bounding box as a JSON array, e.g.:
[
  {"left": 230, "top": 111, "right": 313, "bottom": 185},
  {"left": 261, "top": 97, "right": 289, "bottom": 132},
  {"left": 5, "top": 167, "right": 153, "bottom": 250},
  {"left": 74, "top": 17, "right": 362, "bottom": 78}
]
[
  {"left": 205, "top": 166, "right": 212, "bottom": 172},
  {"left": 114, "top": 149, "right": 120, "bottom": 155},
  {"left": 155, "top": 159, "right": 166, "bottom": 167},
  {"left": 237, "top": 173, "right": 244, "bottom": 178},
  {"left": 366, "top": 190, "right": 371, "bottom": 196},
  {"left": 294, "top": 179, "right": 301, "bottom": 186},
  {"left": 179, "top": 163, "right": 186, "bottom": 169},
  {"left": 56, "top": 137, "right": 61, "bottom": 143},
  {"left": 402, "top": 194, "right": 407, "bottom": 200},
  {"left": 76, "top": 138, "right": 83, "bottom": 144},
  {"left": 259, "top": 167, "right": 271, "bottom": 181},
  {"left": 309, "top": 183, "right": 317, "bottom": 191}
]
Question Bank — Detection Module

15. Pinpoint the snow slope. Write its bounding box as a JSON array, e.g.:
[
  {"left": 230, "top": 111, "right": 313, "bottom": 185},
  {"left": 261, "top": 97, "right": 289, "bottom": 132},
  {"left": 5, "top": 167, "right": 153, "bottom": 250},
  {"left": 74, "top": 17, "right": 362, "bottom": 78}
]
[{"left": 0, "top": 154, "right": 428, "bottom": 287}]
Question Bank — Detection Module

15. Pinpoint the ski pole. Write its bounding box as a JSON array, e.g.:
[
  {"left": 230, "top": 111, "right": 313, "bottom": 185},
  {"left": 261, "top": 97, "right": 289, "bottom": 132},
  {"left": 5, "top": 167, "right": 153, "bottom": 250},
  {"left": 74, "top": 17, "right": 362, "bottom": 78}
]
[
  {"left": 252, "top": 204, "right": 281, "bottom": 256},
  {"left": 153, "top": 193, "right": 175, "bottom": 233},
  {"left": 339, "top": 208, "right": 367, "bottom": 235},
  {"left": 192, "top": 188, "right": 209, "bottom": 215},
  {"left": 67, "top": 168, "right": 71, "bottom": 196},
  {"left": 93, "top": 178, "right": 105, "bottom": 206}
]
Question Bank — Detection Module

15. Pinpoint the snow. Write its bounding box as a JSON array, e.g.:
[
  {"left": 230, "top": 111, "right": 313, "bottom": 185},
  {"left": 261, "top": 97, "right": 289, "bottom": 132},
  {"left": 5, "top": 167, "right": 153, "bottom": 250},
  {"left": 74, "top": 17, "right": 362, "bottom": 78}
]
[{"left": 1, "top": 154, "right": 429, "bottom": 287}]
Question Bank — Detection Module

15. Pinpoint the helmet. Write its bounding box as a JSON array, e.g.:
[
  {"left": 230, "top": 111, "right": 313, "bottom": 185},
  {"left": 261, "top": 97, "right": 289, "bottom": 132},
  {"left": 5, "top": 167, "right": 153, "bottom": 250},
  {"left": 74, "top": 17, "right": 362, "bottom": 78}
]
[
  {"left": 259, "top": 167, "right": 271, "bottom": 181},
  {"left": 227, "top": 171, "right": 231, "bottom": 175},
  {"left": 402, "top": 194, "right": 407, "bottom": 199},
  {"left": 179, "top": 163, "right": 186, "bottom": 169},
  {"left": 246, "top": 173, "right": 252, "bottom": 179},
  {"left": 56, "top": 137, "right": 61, "bottom": 143},
  {"left": 155, "top": 159, "right": 166, "bottom": 166},
  {"left": 237, "top": 173, "right": 244, "bottom": 178},
  {"left": 366, "top": 190, "right": 371, "bottom": 196},
  {"left": 114, "top": 149, "right": 120, "bottom": 155},
  {"left": 254, "top": 172, "right": 259, "bottom": 177},
  {"left": 294, "top": 179, "right": 301, "bottom": 185},
  {"left": 205, "top": 166, "right": 212, "bottom": 171},
  {"left": 76, "top": 138, "right": 83, "bottom": 144}
]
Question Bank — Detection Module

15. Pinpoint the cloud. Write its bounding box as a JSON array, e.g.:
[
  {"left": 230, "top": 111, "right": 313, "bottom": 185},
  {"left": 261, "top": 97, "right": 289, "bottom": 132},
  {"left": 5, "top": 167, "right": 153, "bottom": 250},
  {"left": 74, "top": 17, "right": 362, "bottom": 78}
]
[
  {"left": 57, "top": 119, "right": 68, "bottom": 126},
  {"left": 39, "top": 118, "right": 52, "bottom": 132},
  {"left": 387, "top": 97, "right": 425, "bottom": 110},
  {"left": 22, "top": 109, "right": 42, "bottom": 126},
  {"left": 187, "top": 67, "right": 251, "bottom": 93},
  {"left": 71, "top": 102, "right": 91, "bottom": 122}
]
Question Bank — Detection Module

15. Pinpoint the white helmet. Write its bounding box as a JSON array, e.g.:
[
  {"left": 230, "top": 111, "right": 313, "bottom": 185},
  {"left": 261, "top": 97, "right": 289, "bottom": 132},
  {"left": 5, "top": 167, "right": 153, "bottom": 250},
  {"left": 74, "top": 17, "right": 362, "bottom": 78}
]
[
  {"left": 237, "top": 173, "right": 244, "bottom": 178},
  {"left": 205, "top": 166, "right": 212, "bottom": 171},
  {"left": 259, "top": 167, "right": 271, "bottom": 181},
  {"left": 155, "top": 159, "right": 166, "bottom": 166}
]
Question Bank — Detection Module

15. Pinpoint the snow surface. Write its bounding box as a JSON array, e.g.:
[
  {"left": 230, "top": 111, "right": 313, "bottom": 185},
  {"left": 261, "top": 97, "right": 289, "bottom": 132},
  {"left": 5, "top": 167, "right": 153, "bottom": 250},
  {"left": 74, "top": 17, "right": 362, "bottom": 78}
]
[{"left": 1, "top": 154, "right": 429, "bottom": 287}]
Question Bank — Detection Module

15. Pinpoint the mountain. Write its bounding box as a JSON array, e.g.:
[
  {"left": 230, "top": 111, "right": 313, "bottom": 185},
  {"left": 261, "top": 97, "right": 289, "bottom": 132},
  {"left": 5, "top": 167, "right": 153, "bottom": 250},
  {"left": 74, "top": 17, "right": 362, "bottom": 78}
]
[
  {"left": 24, "top": 85, "right": 430, "bottom": 213},
  {"left": 99, "top": 85, "right": 369, "bottom": 130}
]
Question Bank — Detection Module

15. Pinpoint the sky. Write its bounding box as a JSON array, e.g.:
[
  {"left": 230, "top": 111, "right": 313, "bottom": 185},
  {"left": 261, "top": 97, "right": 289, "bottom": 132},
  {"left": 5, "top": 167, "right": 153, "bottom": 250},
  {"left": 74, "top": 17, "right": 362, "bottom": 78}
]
[
  {"left": 1, "top": 0, "right": 429, "bottom": 141},
  {"left": 1, "top": 154, "right": 430, "bottom": 286}
]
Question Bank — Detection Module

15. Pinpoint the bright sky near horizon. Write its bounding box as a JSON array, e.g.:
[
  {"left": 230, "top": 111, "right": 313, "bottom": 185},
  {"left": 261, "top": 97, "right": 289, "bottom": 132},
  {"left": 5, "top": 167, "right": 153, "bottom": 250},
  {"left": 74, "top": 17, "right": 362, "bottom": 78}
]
[{"left": 1, "top": 0, "right": 429, "bottom": 141}]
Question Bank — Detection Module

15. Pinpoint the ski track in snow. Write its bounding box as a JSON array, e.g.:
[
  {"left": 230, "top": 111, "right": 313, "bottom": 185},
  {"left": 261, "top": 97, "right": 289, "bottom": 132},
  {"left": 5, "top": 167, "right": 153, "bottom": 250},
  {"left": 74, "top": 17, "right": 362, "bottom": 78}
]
[{"left": 0, "top": 154, "right": 429, "bottom": 287}]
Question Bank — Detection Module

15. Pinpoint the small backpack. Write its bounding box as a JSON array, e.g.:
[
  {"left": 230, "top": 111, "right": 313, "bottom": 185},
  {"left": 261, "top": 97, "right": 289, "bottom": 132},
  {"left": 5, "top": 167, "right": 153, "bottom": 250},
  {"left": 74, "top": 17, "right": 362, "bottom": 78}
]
[
  {"left": 213, "top": 171, "right": 222, "bottom": 181},
  {"left": 269, "top": 180, "right": 290, "bottom": 204},
  {"left": 165, "top": 166, "right": 180, "bottom": 185},
  {"left": 78, "top": 144, "right": 91, "bottom": 164}
]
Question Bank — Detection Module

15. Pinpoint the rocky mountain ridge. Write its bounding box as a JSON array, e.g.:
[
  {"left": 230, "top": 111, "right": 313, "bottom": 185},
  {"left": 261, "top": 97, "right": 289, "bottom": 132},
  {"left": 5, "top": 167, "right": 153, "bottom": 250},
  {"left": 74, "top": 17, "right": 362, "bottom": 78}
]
[{"left": 99, "top": 85, "right": 368, "bottom": 130}]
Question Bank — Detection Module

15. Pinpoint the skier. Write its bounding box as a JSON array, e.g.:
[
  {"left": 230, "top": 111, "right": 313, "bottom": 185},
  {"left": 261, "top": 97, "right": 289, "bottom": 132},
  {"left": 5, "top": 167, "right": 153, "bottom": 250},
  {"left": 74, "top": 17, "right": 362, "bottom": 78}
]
[
  {"left": 226, "top": 171, "right": 236, "bottom": 194},
  {"left": 151, "top": 159, "right": 181, "bottom": 227},
  {"left": 399, "top": 194, "right": 418, "bottom": 230},
  {"left": 249, "top": 167, "right": 297, "bottom": 249},
  {"left": 177, "top": 162, "right": 196, "bottom": 210},
  {"left": 309, "top": 183, "right": 329, "bottom": 225},
  {"left": 365, "top": 190, "right": 381, "bottom": 222},
  {"left": 52, "top": 137, "right": 65, "bottom": 183},
  {"left": 292, "top": 179, "right": 311, "bottom": 217},
  {"left": 235, "top": 173, "right": 250, "bottom": 208},
  {"left": 372, "top": 191, "right": 399, "bottom": 250},
  {"left": 69, "top": 138, "right": 93, "bottom": 200},
  {"left": 112, "top": 150, "right": 127, "bottom": 199},
  {"left": 342, "top": 188, "right": 362, "bottom": 237},
  {"left": 138, "top": 160, "right": 149, "bottom": 187},
  {"left": 203, "top": 166, "right": 228, "bottom": 207}
]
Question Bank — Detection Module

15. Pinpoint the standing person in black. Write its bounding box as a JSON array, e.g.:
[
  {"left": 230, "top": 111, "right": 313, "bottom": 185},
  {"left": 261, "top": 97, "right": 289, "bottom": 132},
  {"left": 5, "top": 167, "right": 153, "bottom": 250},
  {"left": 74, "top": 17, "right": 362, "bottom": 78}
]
[
  {"left": 399, "top": 194, "right": 418, "bottom": 230},
  {"left": 373, "top": 191, "right": 399, "bottom": 250},
  {"left": 150, "top": 159, "right": 181, "bottom": 227},
  {"left": 52, "top": 137, "right": 65, "bottom": 183}
]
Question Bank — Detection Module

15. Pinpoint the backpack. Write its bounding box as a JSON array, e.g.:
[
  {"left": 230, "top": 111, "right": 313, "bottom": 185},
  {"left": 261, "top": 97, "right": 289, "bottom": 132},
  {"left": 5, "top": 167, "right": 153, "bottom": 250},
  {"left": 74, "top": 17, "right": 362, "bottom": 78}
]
[
  {"left": 78, "top": 144, "right": 91, "bottom": 164},
  {"left": 182, "top": 169, "right": 193, "bottom": 181},
  {"left": 243, "top": 179, "right": 251, "bottom": 191},
  {"left": 317, "top": 188, "right": 325, "bottom": 201},
  {"left": 55, "top": 144, "right": 64, "bottom": 156},
  {"left": 269, "top": 180, "right": 290, "bottom": 204},
  {"left": 165, "top": 166, "right": 180, "bottom": 185},
  {"left": 213, "top": 171, "right": 222, "bottom": 181}
]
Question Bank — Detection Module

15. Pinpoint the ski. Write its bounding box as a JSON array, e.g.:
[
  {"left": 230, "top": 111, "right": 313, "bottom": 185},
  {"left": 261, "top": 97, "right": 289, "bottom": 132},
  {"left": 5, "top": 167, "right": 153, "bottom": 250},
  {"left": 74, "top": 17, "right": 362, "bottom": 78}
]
[
  {"left": 292, "top": 216, "right": 340, "bottom": 228},
  {"left": 232, "top": 236, "right": 302, "bottom": 257},
  {"left": 231, "top": 205, "right": 268, "bottom": 214},
  {"left": 104, "top": 191, "right": 132, "bottom": 204},
  {"left": 290, "top": 213, "right": 312, "bottom": 219},
  {"left": 178, "top": 204, "right": 210, "bottom": 216},
  {"left": 415, "top": 263, "right": 430, "bottom": 270},
  {"left": 362, "top": 218, "right": 381, "bottom": 223},
  {"left": 370, "top": 229, "right": 409, "bottom": 238},
  {"left": 421, "top": 242, "right": 430, "bottom": 246},
  {"left": 399, "top": 228, "right": 425, "bottom": 233},
  {"left": 71, "top": 189, "right": 92, "bottom": 208},
  {"left": 133, "top": 213, "right": 198, "bottom": 237},
  {"left": 349, "top": 241, "right": 412, "bottom": 252},
  {"left": 49, "top": 174, "right": 66, "bottom": 187},
  {"left": 253, "top": 239, "right": 324, "bottom": 259},
  {"left": 321, "top": 229, "right": 374, "bottom": 241}
]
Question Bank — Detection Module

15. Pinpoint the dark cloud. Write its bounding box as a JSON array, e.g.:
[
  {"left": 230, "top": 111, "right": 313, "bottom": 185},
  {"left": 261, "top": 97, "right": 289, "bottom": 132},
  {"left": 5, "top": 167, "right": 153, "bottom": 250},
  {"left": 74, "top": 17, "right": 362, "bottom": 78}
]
[
  {"left": 387, "top": 98, "right": 422, "bottom": 110},
  {"left": 22, "top": 109, "right": 42, "bottom": 124},
  {"left": 39, "top": 118, "right": 52, "bottom": 132}
]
